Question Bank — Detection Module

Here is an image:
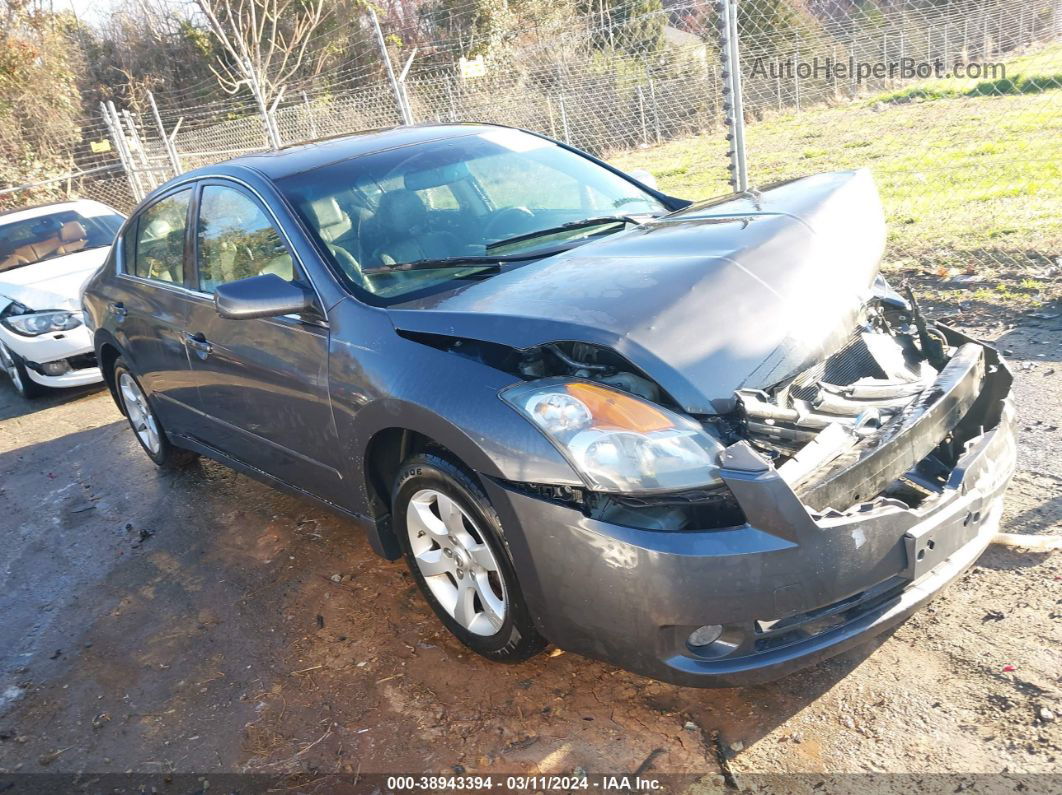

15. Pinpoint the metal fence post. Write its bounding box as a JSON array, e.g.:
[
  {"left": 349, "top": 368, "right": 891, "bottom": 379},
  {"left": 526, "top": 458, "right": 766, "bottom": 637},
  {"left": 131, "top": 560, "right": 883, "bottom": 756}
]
[
  {"left": 558, "top": 93, "right": 570, "bottom": 143},
  {"left": 637, "top": 85, "right": 648, "bottom": 145},
  {"left": 370, "top": 8, "right": 412, "bottom": 125},
  {"left": 849, "top": 42, "right": 858, "bottom": 98},
  {"left": 147, "top": 92, "right": 182, "bottom": 178},
  {"left": 102, "top": 101, "right": 144, "bottom": 203},
  {"left": 446, "top": 81, "right": 458, "bottom": 122},
  {"left": 649, "top": 78, "right": 662, "bottom": 143},
  {"left": 120, "top": 109, "right": 154, "bottom": 188},
  {"left": 830, "top": 45, "right": 839, "bottom": 98},
  {"left": 718, "top": 0, "right": 748, "bottom": 192},
  {"left": 302, "top": 91, "right": 319, "bottom": 140}
]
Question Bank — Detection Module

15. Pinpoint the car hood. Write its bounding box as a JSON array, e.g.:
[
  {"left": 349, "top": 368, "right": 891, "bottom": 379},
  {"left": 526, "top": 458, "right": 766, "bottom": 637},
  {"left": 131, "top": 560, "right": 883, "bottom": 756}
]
[
  {"left": 0, "top": 247, "right": 111, "bottom": 313},
  {"left": 388, "top": 169, "right": 886, "bottom": 414}
]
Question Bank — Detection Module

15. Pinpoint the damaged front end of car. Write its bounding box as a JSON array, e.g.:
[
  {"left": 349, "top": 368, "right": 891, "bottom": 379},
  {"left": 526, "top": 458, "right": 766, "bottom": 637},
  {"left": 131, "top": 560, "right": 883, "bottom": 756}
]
[
  {"left": 736, "top": 284, "right": 1013, "bottom": 516},
  {"left": 480, "top": 298, "right": 1016, "bottom": 685}
]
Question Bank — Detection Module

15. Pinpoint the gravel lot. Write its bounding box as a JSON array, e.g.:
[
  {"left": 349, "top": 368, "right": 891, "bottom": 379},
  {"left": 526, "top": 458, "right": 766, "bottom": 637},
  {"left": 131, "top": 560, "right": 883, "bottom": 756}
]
[{"left": 0, "top": 294, "right": 1058, "bottom": 789}]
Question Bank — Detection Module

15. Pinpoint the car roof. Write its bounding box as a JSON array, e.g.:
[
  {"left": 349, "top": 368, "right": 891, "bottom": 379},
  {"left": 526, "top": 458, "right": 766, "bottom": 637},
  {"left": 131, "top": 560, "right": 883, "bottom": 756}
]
[
  {"left": 202, "top": 123, "right": 507, "bottom": 181},
  {"left": 0, "top": 199, "right": 120, "bottom": 225}
]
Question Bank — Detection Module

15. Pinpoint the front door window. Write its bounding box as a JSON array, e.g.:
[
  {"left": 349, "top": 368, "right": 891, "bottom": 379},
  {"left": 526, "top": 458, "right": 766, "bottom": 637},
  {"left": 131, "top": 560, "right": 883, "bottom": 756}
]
[{"left": 196, "top": 185, "right": 294, "bottom": 292}]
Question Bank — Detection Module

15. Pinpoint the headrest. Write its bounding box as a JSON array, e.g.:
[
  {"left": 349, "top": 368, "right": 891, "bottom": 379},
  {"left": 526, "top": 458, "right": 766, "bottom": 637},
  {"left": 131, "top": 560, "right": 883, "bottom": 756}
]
[
  {"left": 308, "top": 197, "right": 351, "bottom": 243},
  {"left": 143, "top": 218, "right": 172, "bottom": 241},
  {"left": 59, "top": 221, "right": 87, "bottom": 243},
  {"left": 376, "top": 191, "right": 427, "bottom": 234}
]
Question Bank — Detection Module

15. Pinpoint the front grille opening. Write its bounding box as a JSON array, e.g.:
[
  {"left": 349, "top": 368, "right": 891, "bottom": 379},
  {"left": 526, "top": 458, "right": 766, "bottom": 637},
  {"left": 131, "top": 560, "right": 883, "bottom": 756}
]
[
  {"left": 589, "top": 487, "right": 747, "bottom": 532},
  {"left": 67, "top": 352, "right": 98, "bottom": 371}
]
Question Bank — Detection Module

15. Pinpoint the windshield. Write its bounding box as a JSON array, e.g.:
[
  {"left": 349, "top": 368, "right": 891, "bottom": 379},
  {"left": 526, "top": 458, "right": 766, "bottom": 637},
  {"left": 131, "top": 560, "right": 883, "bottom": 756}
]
[
  {"left": 0, "top": 208, "right": 123, "bottom": 273},
  {"left": 277, "top": 128, "right": 666, "bottom": 302}
]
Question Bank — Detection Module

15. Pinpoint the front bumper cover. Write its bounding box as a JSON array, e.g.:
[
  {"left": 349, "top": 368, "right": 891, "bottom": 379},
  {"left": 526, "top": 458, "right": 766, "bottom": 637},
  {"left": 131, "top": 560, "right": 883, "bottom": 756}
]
[{"left": 485, "top": 337, "right": 1016, "bottom": 687}]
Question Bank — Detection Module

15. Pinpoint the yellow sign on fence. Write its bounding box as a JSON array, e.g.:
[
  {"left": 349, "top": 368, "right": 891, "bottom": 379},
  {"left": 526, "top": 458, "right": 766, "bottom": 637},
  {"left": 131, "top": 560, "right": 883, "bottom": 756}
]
[
  {"left": 89, "top": 140, "right": 112, "bottom": 154},
  {"left": 459, "top": 55, "right": 486, "bottom": 79}
]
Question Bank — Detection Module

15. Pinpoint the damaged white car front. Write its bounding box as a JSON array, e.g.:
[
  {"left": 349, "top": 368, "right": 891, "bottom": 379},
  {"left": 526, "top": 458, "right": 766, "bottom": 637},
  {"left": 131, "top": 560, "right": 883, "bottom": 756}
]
[{"left": 0, "top": 200, "right": 124, "bottom": 397}]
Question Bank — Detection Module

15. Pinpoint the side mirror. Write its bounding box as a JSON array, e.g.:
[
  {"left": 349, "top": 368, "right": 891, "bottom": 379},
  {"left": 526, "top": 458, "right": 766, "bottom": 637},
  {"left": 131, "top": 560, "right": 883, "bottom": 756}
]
[
  {"left": 214, "top": 273, "right": 315, "bottom": 320},
  {"left": 629, "top": 169, "right": 658, "bottom": 190}
]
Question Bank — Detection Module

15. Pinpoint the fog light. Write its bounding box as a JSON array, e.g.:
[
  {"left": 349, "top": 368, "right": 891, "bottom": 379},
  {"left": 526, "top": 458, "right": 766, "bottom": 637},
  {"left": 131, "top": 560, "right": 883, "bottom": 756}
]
[
  {"left": 687, "top": 624, "right": 724, "bottom": 648},
  {"left": 41, "top": 360, "right": 71, "bottom": 376}
]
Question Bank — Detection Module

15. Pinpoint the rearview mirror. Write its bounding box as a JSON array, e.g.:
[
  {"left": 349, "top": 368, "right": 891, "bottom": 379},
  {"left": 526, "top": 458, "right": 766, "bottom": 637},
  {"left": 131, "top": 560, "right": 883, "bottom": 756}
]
[
  {"left": 628, "top": 169, "right": 658, "bottom": 190},
  {"left": 214, "top": 273, "right": 315, "bottom": 320}
]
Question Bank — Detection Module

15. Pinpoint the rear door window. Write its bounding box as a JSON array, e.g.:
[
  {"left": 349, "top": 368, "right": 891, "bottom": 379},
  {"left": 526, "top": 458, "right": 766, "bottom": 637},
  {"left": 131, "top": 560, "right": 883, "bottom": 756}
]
[{"left": 132, "top": 189, "right": 192, "bottom": 284}]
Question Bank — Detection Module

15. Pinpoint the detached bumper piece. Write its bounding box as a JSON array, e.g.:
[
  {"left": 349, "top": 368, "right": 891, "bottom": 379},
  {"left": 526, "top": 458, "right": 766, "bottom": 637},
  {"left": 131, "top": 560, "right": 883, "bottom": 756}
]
[{"left": 797, "top": 342, "right": 984, "bottom": 512}]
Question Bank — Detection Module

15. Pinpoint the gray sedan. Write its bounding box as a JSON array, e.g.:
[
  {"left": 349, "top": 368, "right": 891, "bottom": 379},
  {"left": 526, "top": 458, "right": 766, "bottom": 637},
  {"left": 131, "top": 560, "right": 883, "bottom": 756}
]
[{"left": 82, "top": 124, "right": 1015, "bottom": 686}]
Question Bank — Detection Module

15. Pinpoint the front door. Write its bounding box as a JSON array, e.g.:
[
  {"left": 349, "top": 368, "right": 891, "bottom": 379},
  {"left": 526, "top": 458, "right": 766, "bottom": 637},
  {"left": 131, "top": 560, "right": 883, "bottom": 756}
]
[{"left": 182, "top": 181, "right": 343, "bottom": 500}]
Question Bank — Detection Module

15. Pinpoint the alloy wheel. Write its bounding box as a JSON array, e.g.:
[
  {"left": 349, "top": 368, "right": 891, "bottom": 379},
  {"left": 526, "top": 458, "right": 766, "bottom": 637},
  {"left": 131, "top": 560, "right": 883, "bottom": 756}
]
[
  {"left": 0, "top": 344, "right": 25, "bottom": 396},
  {"left": 118, "top": 371, "right": 161, "bottom": 455},
  {"left": 406, "top": 488, "right": 507, "bottom": 636}
]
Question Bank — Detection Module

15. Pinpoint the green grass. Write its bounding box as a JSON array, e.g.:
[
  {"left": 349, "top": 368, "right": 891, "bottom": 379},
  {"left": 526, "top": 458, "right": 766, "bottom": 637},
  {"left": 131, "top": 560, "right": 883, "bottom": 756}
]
[
  {"left": 612, "top": 42, "right": 1062, "bottom": 281},
  {"left": 872, "top": 45, "right": 1062, "bottom": 104}
]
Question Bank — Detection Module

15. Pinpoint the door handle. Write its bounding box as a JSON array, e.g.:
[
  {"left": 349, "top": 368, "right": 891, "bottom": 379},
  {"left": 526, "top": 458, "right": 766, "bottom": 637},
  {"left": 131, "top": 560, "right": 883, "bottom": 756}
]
[
  {"left": 108, "top": 301, "right": 127, "bottom": 320},
  {"left": 184, "top": 332, "right": 213, "bottom": 358}
]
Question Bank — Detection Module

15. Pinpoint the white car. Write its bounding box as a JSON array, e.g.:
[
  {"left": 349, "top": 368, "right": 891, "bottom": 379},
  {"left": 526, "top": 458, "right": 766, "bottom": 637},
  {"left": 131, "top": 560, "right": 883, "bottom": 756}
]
[{"left": 0, "top": 199, "right": 124, "bottom": 398}]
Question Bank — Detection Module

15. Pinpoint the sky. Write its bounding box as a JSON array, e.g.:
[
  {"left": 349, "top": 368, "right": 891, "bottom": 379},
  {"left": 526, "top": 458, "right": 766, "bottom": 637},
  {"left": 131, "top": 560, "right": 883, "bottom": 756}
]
[{"left": 50, "top": 0, "right": 124, "bottom": 25}]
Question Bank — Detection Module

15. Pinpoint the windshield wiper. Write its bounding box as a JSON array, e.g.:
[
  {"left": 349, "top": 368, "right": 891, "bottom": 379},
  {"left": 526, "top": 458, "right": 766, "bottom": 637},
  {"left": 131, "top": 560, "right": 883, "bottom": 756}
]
[
  {"left": 361, "top": 255, "right": 515, "bottom": 276},
  {"left": 485, "top": 215, "right": 641, "bottom": 253}
]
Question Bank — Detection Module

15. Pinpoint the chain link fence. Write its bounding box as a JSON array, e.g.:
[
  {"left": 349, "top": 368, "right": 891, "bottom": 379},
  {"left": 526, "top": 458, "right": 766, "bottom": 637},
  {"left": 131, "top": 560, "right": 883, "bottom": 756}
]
[{"left": 2, "top": 0, "right": 1059, "bottom": 275}]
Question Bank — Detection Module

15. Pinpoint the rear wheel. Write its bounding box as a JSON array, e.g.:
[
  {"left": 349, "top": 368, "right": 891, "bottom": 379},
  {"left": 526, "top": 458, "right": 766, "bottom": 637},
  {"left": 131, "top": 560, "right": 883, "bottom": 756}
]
[
  {"left": 393, "top": 452, "right": 548, "bottom": 662},
  {"left": 113, "top": 357, "right": 197, "bottom": 468},
  {"left": 0, "top": 342, "right": 45, "bottom": 399}
]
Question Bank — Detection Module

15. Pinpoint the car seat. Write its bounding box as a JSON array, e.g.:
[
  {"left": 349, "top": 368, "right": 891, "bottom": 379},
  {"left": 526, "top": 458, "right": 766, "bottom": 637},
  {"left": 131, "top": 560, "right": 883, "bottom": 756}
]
[
  {"left": 369, "top": 191, "right": 461, "bottom": 267},
  {"left": 56, "top": 221, "right": 88, "bottom": 255},
  {"left": 307, "top": 197, "right": 375, "bottom": 293},
  {"left": 139, "top": 218, "right": 180, "bottom": 282}
]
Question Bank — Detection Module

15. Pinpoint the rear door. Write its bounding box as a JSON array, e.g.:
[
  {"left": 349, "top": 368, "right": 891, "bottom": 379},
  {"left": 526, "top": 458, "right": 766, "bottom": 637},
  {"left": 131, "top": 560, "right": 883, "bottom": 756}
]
[
  {"left": 181, "top": 181, "right": 344, "bottom": 500},
  {"left": 110, "top": 186, "right": 201, "bottom": 433}
]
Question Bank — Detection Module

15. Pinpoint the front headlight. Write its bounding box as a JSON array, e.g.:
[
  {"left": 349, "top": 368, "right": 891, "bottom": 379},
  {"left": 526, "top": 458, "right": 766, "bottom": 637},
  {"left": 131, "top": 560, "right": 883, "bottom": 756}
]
[
  {"left": 502, "top": 378, "right": 725, "bottom": 493},
  {"left": 1, "top": 310, "right": 84, "bottom": 337}
]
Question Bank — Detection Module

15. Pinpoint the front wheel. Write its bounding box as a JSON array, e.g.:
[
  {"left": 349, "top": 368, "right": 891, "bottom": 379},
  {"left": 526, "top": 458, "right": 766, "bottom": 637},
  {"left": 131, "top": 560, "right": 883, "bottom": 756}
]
[
  {"left": 113, "top": 357, "right": 197, "bottom": 469},
  {"left": 0, "top": 342, "right": 46, "bottom": 399},
  {"left": 393, "top": 452, "right": 548, "bottom": 662}
]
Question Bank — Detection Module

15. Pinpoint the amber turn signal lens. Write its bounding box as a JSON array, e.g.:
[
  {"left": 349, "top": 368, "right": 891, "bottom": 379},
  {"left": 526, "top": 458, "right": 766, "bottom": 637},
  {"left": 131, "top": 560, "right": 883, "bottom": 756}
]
[{"left": 565, "top": 381, "right": 672, "bottom": 432}]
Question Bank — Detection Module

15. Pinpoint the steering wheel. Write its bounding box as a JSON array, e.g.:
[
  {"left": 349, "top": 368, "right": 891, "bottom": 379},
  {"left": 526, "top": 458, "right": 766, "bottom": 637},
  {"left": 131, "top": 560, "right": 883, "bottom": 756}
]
[
  {"left": 483, "top": 207, "right": 537, "bottom": 243},
  {"left": 329, "top": 243, "right": 376, "bottom": 294}
]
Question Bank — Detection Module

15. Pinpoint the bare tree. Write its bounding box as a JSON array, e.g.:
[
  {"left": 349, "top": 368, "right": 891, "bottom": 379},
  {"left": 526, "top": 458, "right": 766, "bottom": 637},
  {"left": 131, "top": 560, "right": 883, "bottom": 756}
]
[{"left": 194, "top": 0, "right": 329, "bottom": 148}]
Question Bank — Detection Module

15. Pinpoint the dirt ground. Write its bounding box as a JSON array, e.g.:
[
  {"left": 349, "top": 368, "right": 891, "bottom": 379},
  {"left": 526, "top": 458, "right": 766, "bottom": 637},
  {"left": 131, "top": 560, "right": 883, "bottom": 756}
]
[{"left": 0, "top": 288, "right": 1059, "bottom": 790}]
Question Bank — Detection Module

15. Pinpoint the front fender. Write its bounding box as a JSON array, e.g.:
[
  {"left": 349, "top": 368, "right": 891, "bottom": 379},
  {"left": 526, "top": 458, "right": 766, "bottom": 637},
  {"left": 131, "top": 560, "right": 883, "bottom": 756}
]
[{"left": 325, "top": 302, "right": 582, "bottom": 521}]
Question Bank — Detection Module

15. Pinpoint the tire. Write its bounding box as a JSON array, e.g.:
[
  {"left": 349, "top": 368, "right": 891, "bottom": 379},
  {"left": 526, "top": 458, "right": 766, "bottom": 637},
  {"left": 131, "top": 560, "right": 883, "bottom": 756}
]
[
  {"left": 0, "top": 343, "right": 46, "bottom": 399},
  {"left": 393, "top": 452, "right": 548, "bottom": 662},
  {"left": 113, "top": 357, "right": 198, "bottom": 469}
]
